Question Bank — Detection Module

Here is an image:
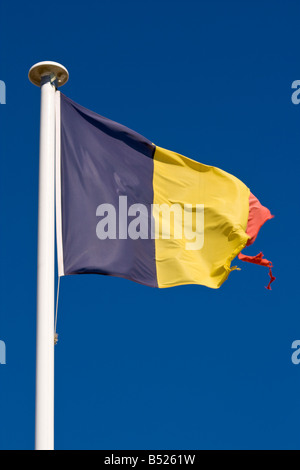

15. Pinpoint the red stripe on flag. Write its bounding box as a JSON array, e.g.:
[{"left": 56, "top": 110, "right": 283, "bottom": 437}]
[{"left": 238, "top": 193, "right": 275, "bottom": 289}]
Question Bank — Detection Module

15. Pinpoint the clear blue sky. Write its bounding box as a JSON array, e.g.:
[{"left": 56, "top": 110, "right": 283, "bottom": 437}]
[{"left": 0, "top": 0, "right": 300, "bottom": 450}]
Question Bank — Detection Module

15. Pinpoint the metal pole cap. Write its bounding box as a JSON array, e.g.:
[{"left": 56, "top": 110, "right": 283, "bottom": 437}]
[{"left": 28, "top": 61, "right": 69, "bottom": 87}]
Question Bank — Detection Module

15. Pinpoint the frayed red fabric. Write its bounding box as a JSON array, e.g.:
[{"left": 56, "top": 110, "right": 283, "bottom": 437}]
[
  {"left": 266, "top": 267, "right": 276, "bottom": 291},
  {"left": 237, "top": 252, "right": 276, "bottom": 290},
  {"left": 238, "top": 193, "right": 275, "bottom": 289}
]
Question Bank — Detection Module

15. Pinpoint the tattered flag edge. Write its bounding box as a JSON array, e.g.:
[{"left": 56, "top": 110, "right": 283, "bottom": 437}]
[{"left": 238, "top": 192, "right": 275, "bottom": 289}]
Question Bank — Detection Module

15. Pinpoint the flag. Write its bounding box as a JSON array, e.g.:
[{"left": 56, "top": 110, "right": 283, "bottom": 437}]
[{"left": 56, "top": 93, "right": 274, "bottom": 289}]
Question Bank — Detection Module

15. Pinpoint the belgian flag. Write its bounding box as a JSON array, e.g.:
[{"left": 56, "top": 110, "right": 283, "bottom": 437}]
[{"left": 56, "top": 93, "right": 274, "bottom": 289}]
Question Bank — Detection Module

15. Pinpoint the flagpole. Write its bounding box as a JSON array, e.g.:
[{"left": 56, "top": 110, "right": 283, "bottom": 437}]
[{"left": 29, "top": 62, "right": 69, "bottom": 450}]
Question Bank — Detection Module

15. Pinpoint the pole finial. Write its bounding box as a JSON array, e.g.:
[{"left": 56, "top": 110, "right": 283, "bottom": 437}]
[{"left": 29, "top": 61, "right": 69, "bottom": 87}]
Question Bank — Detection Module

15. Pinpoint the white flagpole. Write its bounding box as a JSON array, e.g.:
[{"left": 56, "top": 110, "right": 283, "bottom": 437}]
[{"left": 29, "top": 62, "right": 69, "bottom": 450}]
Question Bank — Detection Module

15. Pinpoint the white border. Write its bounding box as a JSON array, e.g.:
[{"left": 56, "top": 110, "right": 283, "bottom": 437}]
[{"left": 55, "top": 90, "right": 65, "bottom": 276}]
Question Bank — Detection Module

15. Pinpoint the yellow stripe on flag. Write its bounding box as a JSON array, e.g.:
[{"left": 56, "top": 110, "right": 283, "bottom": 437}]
[{"left": 153, "top": 146, "right": 250, "bottom": 288}]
